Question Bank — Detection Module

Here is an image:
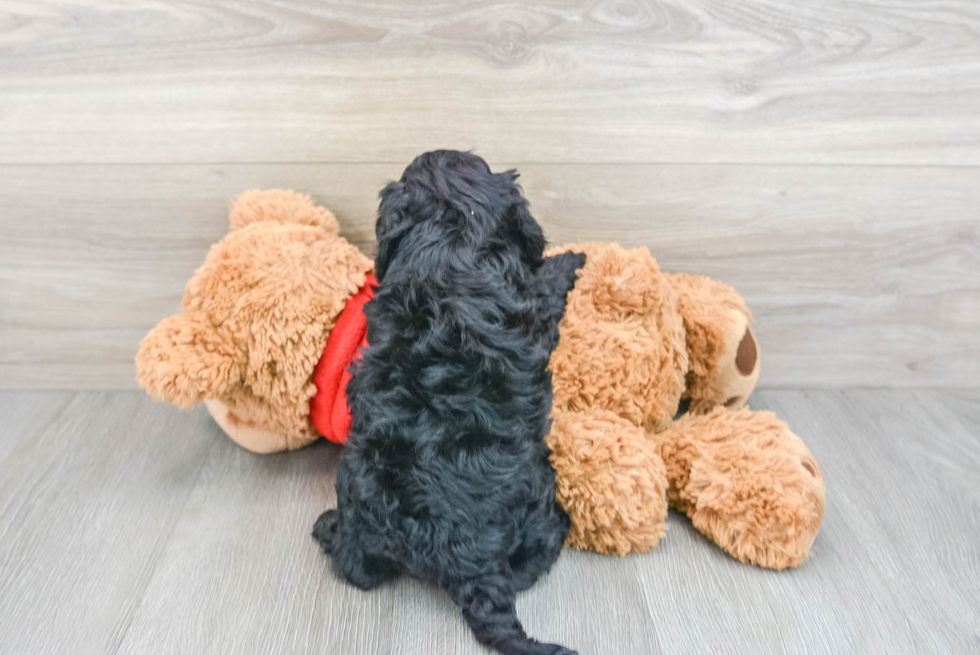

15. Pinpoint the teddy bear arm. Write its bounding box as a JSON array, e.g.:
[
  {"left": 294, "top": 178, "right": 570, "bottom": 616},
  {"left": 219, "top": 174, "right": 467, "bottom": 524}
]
[
  {"left": 653, "top": 408, "right": 825, "bottom": 569},
  {"left": 135, "top": 312, "right": 245, "bottom": 409},
  {"left": 548, "top": 406, "right": 669, "bottom": 556}
]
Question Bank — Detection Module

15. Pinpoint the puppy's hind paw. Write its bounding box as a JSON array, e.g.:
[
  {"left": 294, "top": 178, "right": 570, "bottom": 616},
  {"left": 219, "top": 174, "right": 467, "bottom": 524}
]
[{"left": 312, "top": 509, "right": 339, "bottom": 553}]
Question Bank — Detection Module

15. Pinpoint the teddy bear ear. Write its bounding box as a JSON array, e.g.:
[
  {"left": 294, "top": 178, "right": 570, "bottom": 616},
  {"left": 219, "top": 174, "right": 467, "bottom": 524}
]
[
  {"left": 135, "top": 312, "right": 245, "bottom": 409},
  {"left": 229, "top": 189, "right": 340, "bottom": 234}
]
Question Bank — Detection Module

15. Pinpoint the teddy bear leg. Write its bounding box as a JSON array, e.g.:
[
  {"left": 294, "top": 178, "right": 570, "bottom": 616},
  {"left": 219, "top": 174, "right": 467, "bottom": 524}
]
[
  {"left": 654, "top": 408, "right": 825, "bottom": 569},
  {"left": 548, "top": 407, "right": 669, "bottom": 555}
]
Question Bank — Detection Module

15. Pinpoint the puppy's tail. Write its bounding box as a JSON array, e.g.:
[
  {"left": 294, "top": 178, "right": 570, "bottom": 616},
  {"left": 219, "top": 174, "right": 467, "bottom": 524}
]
[
  {"left": 444, "top": 576, "right": 577, "bottom": 655},
  {"left": 312, "top": 509, "right": 339, "bottom": 554}
]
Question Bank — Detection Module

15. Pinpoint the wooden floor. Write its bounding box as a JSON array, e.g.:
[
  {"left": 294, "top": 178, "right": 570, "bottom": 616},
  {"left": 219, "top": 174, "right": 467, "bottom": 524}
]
[{"left": 0, "top": 389, "right": 977, "bottom": 655}]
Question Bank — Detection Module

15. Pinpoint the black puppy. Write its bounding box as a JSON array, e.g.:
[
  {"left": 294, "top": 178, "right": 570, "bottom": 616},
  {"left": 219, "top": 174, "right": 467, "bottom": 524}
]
[{"left": 313, "top": 150, "right": 584, "bottom": 655}]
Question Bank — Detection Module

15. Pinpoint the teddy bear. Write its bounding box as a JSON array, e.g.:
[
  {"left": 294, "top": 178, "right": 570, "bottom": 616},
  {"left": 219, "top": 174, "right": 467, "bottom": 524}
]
[{"left": 137, "top": 189, "right": 825, "bottom": 569}]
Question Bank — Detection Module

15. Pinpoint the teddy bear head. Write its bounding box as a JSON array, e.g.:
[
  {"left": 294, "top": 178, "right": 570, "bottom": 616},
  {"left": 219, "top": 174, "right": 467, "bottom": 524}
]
[
  {"left": 546, "top": 242, "right": 759, "bottom": 433},
  {"left": 136, "top": 189, "right": 374, "bottom": 452},
  {"left": 667, "top": 273, "right": 760, "bottom": 415}
]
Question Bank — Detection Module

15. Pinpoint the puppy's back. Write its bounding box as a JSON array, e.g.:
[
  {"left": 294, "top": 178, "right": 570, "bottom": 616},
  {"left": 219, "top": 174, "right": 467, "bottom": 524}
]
[{"left": 321, "top": 150, "right": 579, "bottom": 655}]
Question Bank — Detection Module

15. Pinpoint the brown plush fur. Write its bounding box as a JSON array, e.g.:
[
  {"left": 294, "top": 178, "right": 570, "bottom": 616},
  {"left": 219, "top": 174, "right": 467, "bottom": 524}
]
[
  {"left": 136, "top": 190, "right": 373, "bottom": 451},
  {"left": 547, "top": 407, "right": 669, "bottom": 555},
  {"left": 544, "top": 242, "right": 685, "bottom": 554},
  {"left": 547, "top": 242, "right": 688, "bottom": 434}
]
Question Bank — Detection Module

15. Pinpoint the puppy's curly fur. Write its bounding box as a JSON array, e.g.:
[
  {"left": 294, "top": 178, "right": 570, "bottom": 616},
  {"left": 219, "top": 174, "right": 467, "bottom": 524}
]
[{"left": 313, "top": 151, "right": 583, "bottom": 655}]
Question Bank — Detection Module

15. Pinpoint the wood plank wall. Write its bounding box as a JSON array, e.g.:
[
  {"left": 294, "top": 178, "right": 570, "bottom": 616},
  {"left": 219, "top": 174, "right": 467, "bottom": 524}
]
[{"left": 1, "top": 1, "right": 978, "bottom": 389}]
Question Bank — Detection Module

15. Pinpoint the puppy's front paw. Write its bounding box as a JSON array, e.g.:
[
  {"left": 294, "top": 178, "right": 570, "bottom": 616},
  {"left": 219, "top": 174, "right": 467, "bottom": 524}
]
[{"left": 312, "top": 509, "right": 339, "bottom": 553}]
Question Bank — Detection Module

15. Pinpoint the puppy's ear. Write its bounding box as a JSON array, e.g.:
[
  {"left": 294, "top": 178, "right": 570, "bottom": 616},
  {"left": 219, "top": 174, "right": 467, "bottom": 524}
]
[
  {"left": 504, "top": 196, "right": 546, "bottom": 271},
  {"left": 375, "top": 180, "right": 414, "bottom": 283}
]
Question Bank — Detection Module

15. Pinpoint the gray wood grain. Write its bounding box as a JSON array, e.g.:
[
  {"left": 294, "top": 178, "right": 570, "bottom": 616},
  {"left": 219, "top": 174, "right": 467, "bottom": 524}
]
[
  {"left": 0, "top": 0, "right": 978, "bottom": 166},
  {"left": 0, "top": 390, "right": 74, "bottom": 465},
  {"left": 2, "top": 163, "right": 977, "bottom": 389},
  {"left": 0, "top": 392, "right": 218, "bottom": 655},
  {"left": 0, "top": 389, "right": 977, "bottom": 654}
]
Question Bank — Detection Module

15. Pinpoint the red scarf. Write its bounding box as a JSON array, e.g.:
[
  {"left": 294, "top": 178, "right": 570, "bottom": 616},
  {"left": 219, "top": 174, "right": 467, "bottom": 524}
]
[{"left": 309, "top": 273, "right": 376, "bottom": 444}]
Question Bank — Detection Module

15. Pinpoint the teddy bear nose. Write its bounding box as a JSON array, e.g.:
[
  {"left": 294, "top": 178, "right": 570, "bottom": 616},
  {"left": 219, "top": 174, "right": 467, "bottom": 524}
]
[{"left": 736, "top": 327, "right": 757, "bottom": 376}]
